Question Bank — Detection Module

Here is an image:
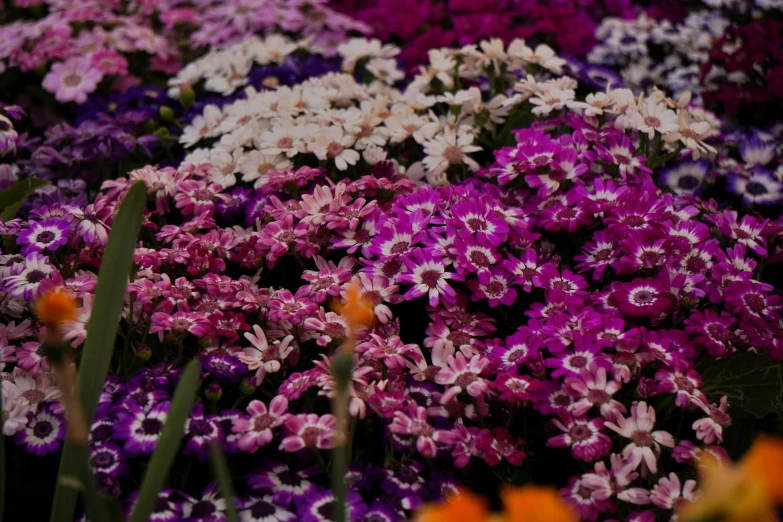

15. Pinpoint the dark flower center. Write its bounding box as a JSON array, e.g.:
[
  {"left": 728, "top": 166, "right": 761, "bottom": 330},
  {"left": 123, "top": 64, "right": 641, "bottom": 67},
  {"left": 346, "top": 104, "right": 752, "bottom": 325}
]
[
  {"left": 34, "top": 420, "right": 54, "bottom": 438},
  {"left": 630, "top": 430, "right": 653, "bottom": 447},
  {"left": 742, "top": 293, "right": 766, "bottom": 314},
  {"left": 674, "top": 375, "right": 695, "bottom": 393},
  {"left": 419, "top": 269, "right": 441, "bottom": 288},
  {"left": 587, "top": 389, "right": 610, "bottom": 405},
  {"left": 253, "top": 414, "right": 273, "bottom": 432},
  {"left": 190, "top": 419, "right": 214, "bottom": 437},
  {"left": 389, "top": 241, "right": 410, "bottom": 255},
  {"left": 569, "top": 423, "right": 591, "bottom": 442},
  {"left": 36, "top": 231, "right": 57, "bottom": 244},
  {"left": 26, "top": 270, "right": 47, "bottom": 283},
  {"left": 141, "top": 418, "right": 164, "bottom": 435},
  {"left": 191, "top": 500, "right": 217, "bottom": 517},
  {"left": 469, "top": 250, "right": 490, "bottom": 267},
  {"left": 278, "top": 470, "right": 302, "bottom": 487},
  {"left": 323, "top": 322, "right": 346, "bottom": 339},
  {"left": 446, "top": 332, "right": 470, "bottom": 348},
  {"left": 569, "top": 355, "right": 588, "bottom": 369},
  {"left": 317, "top": 500, "right": 337, "bottom": 519},
  {"left": 301, "top": 426, "right": 322, "bottom": 447},
  {"left": 677, "top": 175, "right": 699, "bottom": 190},
  {"left": 706, "top": 324, "right": 730, "bottom": 344},
  {"left": 631, "top": 290, "right": 654, "bottom": 305},
  {"left": 381, "top": 258, "right": 401, "bottom": 278},
  {"left": 250, "top": 500, "right": 276, "bottom": 518},
  {"left": 710, "top": 407, "right": 732, "bottom": 427},
  {"left": 746, "top": 181, "right": 768, "bottom": 195},
  {"left": 467, "top": 217, "right": 487, "bottom": 232},
  {"left": 91, "top": 451, "right": 115, "bottom": 469},
  {"left": 455, "top": 372, "right": 478, "bottom": 389}
]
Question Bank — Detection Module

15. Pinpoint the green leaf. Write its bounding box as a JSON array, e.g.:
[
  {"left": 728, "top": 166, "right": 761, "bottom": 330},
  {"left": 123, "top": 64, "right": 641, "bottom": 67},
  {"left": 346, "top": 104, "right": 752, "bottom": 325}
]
[
  {"left": 209, "top": 442, "right": 239, "bottom": 522},
  {"left": 129, "top": 359, "right": 201, "bottom": 522},
  {"left": 50, "top": 181, "right": 147, "bottom": 522},
  {"left": 0, "top": 178, "right": 50, "bottom": 220},
  {"left": 701, "top": 352, "right": 783, "bottom": 419}
]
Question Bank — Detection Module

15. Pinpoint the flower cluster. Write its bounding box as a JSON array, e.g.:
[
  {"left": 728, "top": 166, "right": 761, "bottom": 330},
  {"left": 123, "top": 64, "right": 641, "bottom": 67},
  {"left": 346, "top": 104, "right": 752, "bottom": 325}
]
[{"left": 0, "top": 1, "right": 782, "bottom": 521}]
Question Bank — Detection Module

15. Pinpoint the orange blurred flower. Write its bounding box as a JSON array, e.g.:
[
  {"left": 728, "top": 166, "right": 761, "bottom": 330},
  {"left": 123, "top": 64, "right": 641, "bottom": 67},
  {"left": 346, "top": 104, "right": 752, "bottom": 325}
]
[
  {"left": 678, "top": 435, "right": 783, "bottom": 522},
  {"left": 332, "top": 280, "right": 375, "bottom": 331},
  {"left": 415, "top": 490, "right": 489, "bottom": 522},
  {"left": 35, "top": 288, "right": 78, "bottom": 327},
  {"left": 501, "top": 486, "right": 578, "bottom": 522}
]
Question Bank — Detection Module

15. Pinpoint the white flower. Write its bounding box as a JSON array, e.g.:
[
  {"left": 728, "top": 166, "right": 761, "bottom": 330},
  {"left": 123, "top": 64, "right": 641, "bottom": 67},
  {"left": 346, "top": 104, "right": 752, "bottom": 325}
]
[
  {"left": 310, "top": 126, "right": 360, "bottom": 171},
  {"left": 337, "top": 38, "right": 400, "bottom": 73},
  {"left": 516, "top": 43, "right": 566, "bottom": 74},
  {"left": 207, "top": 148, "right": 245, "bottom": 188},
  {"left": 366, "top": 58, "right": 404, "bottom": 84},
  {"left": 259, "top": 124, "right": 303, "bottom": 158},
  {"left": 253, "top": 34, "right": 298, "bottom": 64},
  {"left": 203, "top": 54, "right": 252, "bottom": 95},
  {"left": 362, "top": 144, "right": 388, "bottom": 165},
  {"left": 240, "top": 151, "right": 291, "bottom": 188},
  {"left": 180, "top": 104, "right": 223, "bottom": 147},
  {"left": 663, "top": 109, "right": 717, "bottom": 159},
  {"left": 630, "top": 96, "right": 679, "bottom": 138},
  {"left": 422, "top": 127, "right": 481, "bottom": 177},
  {"left": 529, "top": 85, "right": 576, "bottom": 115},
  {"left": 476, "top": 38, "right": 507, "bottom": 73}
]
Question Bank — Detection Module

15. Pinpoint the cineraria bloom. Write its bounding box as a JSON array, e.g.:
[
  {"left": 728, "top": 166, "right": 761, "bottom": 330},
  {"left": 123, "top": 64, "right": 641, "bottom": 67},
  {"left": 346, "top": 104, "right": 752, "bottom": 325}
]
[
  {"left": 655, "top": 361, "right": 707, "bottom": 408},
  {"left": 398, "top": 248, "right": 461, "bottom": 306},
  {"left": 715, "top": 212, "right": 769, "bottom": 257},
  {"left": 605, "top": 401, "right": 675, "bottom": 474},
  {"left": 596, "top": 136, "right": 650, "bottom": 178},
  {"left": 181, "top": 483, "right": 227, "bottom": 522},
  {"left": 296, "top": 489, "right": 366, "bottom": 522},
  {"left": 298, "top": 256, "right": 354, "bottom": 303},
  {"left": 247, "top": 460, "right": 321, "bottom": 508},
  {"left": 565, "top": 366, "right": 626, "bottom": 419},
  {"left": 545, "top": 334, "right": 608, "bottom": 378},
  {"left": 233, "top": 396, "right": 289, "bottom": 453},
  {"left": 3, "top": 252, "right": 58, "bottom": 301},
  {"left": 390, "top": 402, "right": 454, "bottom": 457},
  {"left": 239, "top": 495, "right": 297, "bottom": 522},
  {"left": 691, "top": 396, "right": 732, "bottom": 444},
  {"left": 727, "top": 168, "right": 782, "bottom": 206},
  {"left": 560, "top": 475, "right": 615, "bottom": 521},
  {"left": 683, "top": 310, "right": 735, "bottom": 357},
  {"left": 657, "top": 159, "right": 710, "bottom": 195},
  {"left": 150, "top": 311, "right": 212, "bottom": 341},
  {"left": 16, "top": 218, "right": 71, "bottom": 255},
  {"left": 16, "top": 403, "right": 65, "bottom": 456},
  {"left": 467, "top": 269, "right": 517, "bottom": 307},
  {"left": 279, "top": 413, "right": 337, "bottom": 452},
  {"left": 114, "top": 401, "right": 169, "bottom": 456},
  {"left": 184, "top": 404, "right": 221, "bottom": 459},
  {"left": 355, "top": 334, "right": 422, "bottom": 376},
  {"left": 650, "top": 472, "right": 697, "bottom": 510},
  {"left": 422, "top": 127, "right": 481, "bottom": 179},
  {"left": 42, "top": 56, "right": 103, "bottom": 103},
  {"left": 612, "top": 278, "right": 676, "bottom": 319},
  {"left": 723, "top": 280, "right": 781, "bottom": 322},
  {"left": 547, "top": 412, "right": 612, "bottom": 462},
  {"left": 435, "top": 352, "right": 490, "bottom": 404},
  {"left": 238, "top": 325, "right": 296, "bottom": 384}
]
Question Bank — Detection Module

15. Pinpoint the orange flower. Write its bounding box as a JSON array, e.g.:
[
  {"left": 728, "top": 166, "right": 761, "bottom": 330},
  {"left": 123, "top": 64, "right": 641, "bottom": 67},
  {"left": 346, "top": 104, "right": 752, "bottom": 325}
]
[
  {"left": 35, "top": 288, "right": 78, "bottom": 327},
  {"left": 501, "top": 486, "right": 578, "bottom": 522},
  {"left": 415, "top": 490, "right": 489, "bottom": 522},
  {"left": 332, "top": 281, "right": 375, "bottom": 330},
  {"left": 678, "top": 436, "right": 783, "bottom": 522}
]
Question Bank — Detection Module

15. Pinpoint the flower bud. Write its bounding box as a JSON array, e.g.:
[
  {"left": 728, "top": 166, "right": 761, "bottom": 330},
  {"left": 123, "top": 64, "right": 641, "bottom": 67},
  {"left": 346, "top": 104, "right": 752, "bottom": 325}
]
[
  {"left": 135, "top": 345, "right": 152, "bottom": 362},
  {"left": 240, "top": 378, "right": 257, "bottom": 396},
  {"left": 205, "top": 382, "right": 222, "bottom": 402},
  {"left": 158, "top": 106, "right": 176, "bottom": 122},
  {"left": 179, "top": 86, "right": 196, "bottom": 108}
]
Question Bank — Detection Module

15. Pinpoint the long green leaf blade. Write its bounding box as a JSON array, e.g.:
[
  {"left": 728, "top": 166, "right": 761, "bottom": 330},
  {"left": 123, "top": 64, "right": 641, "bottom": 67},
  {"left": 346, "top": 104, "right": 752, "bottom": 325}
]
[
  {"left": 0, "top": 178, "right": 50, "bottom": 220},
  {"left": 129, "top": 359, "right": 201, "bottom": 522},
  {"left": 50, "top": 181, "right": 147, "bottom": 522},
  {"left": 209, "top": 442, "right": 239, "bottom": 522}
]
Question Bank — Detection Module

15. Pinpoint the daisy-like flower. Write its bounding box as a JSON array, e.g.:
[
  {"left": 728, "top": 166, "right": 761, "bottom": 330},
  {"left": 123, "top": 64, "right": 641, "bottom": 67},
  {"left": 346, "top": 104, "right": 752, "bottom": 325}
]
[
  {"left": 16, "top": 403, "right": 65, "bottom": 456},
  {"left": 467, "top": 269, "right": 517, "bottom": 308},
  {"left": 691, "top": 396, "right": 731, "bottom": 444},
  {"left": 42, "top": 56, "right": 103, "bottom": 104},
  {"left": 596, "top": 136, "right": 651, "bottom": 178},
  {"left": 547, "top": 412, "right": 612, "bottom": 462},
  {"left": 239, "top": 495, "right": 297, "bottom": 522},
  {"left": 17, "top": 218, "right": 71, "bottom": 255},
  {"left": 629, "top": 96, "right": 679, "bottom": 139},
  {"left": 181, "top": 484, "right": 227, "bottom": 521},
  {"left": 727, "top": 168, "right": 783, "bottom": 206},
  {"left": 183, "top": 403, "right": 221, "bottom": 460},
  {"left": 247, "top": 460, "right": 321, "bottom": 507},
  {"left": 3, "top": 252, "right": 58, "bottom": 301},
  {"left": 238, "top": 325, "right": 296, "bottom": 385},
  {"left": 89, "top": 442, "right": 127, "bottom": 480},
  {"left": 309, "top": 126, "right": 360, "bottom": 171},
  {"left": 605, "top": 401, "right": 675, "bottom": 474},
  {"left": 683, "top": 310, "right": 735, "bottom": 357},
  {"left": 422, "top": 127, "right": 481, "bottom": 178},
  {"left": 1, "top": 385, "right": 29, "bottom": 436},
  {"left": 233, "top": 396, "right": 289, "bottom": 453},
  {"left": 259, "top": 124, "right": 304, "bottom": 158},
  {"left": 612, "top": 278, "right": 676, "bottom": 319},
  {"left": 650, "top": 472, "right": 697, "bottom": 510},
  {"left": 296, "top": 489, "right": 366, "bottom": 522},
  {"left": 398, "top": 249, "right": 461, "bottom": 307},
  {"left": 435, "top": 352, "right": 490, "bottom": 404},
  {"left": 390, "top": 402, "right": 455, "bottom": 457},
  {"left": 657, "top": 160, "right": 710, "bottom": 195},
  {"left": 114, "top": 402, "right": 170, "bottom": 456},
  {"left": 279, "top": 413, "right": 337, "bottom": 452},
  {"left": 655, "top": 361, "right": 707, "bottom": 408},
  {"left": 514, "top": 43, "right": 566, "bottom": 73},
  {"left": 565, "top": 366, "right": 626, "bottom": 419}
]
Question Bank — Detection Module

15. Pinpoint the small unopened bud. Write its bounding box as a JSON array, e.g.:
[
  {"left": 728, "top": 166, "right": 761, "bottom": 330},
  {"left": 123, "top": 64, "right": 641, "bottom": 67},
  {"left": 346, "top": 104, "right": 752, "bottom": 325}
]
[
  {"left": 205, "top": 382, "right": 223, "bottom": 402},
  {"left": 240, "top": 378, "right": 257, "bottom": 396},
  {"left": 159, "top": 106, "right": 176, "bottom": 122},
  {"left": 136, "top": 345, "right": 152, "bottom": 361},
  {"left": 179, "top": 86, "right": 196, "bottom": 108}
]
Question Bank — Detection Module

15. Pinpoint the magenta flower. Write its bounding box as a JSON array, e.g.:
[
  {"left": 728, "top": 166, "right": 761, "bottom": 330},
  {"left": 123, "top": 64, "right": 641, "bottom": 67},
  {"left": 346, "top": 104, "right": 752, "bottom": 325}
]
[
  {"left": 233, "top": 396, "right": 289, "bottom": 453},
  {"left": 691, "top": 395, "right": 731, "bottom": 444},
  {"left": 547, "top": 412, "right": 612, "bottom": 462},
  {"left": 42, "top": 56, "right": 103, "bottom": 103},
  {"left": 279, "top": 413, "right": 337, "bottom": 452},
  {"left": 398, "top": 248, "right": 461, "bottom": 306},
  {"left": 605, "top": 401, "right": 675, "bottom": 474},
  {"left": 565, "top": 366, "right": 625, "bottom": 419},
  {"left": 435, "top": 352, "right": 490, "bottom": 404},
  {"left": 467, "top": 268, "right": 517, "bottom": 307},
  {"left": 390, "top": 402, "right": 454, "bottom": 457},
  {"left": 267, "top": 290, "right": 317, "bottom": 325}
]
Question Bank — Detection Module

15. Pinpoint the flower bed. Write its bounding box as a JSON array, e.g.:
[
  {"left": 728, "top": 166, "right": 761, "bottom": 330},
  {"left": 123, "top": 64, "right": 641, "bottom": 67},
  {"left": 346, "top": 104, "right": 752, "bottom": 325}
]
[{"left": 0, "top": 1, "right": 782, "bottom": 522}]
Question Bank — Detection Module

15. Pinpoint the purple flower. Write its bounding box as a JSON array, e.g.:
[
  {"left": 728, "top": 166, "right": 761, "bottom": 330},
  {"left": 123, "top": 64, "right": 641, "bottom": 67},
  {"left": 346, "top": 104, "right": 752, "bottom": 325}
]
[
  {"left": 17, "top": 218, "right": 72, "bottom": 254},
  {"left": 233, "top": 396, "right": 289, "bottom": 453},
  {"left": 16, "top": 402, "right": 65, "bottom": 455},
  {"left": 114, "top": 401, "right": 169, "bottom": 456},
  {"left": 547, "top": 412, "right": 611, "bottom": 462},
  {"left": 239, "top": 496, "right": 296, "bottom": 522},
  {"left": 398, "top": 248, "right": 461, "bottom": 306},
  {"left": 295, "top": 489, "right": 366, "bottom": 522},
  {"left": 247, "top": 460, "right": 321, "bottom": 507},
  {"left": 184, "top": 403, "right": 222, "bottom": 459},
  {"left": 90, "top": 442, "right": 127, "bottom": 479}
]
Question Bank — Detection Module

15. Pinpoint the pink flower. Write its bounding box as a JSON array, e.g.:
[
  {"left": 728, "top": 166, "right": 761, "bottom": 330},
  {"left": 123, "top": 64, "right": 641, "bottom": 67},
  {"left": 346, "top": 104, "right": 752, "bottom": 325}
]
[
  {"left": 390, "top": 402, "right": 454, "bottom": 457},
  {"left": 547, "top": 412, "right": 612, "bottom": 462},
  {"left": 691, "top": 395, "right": 731, "bottom": 444},
  {"left": 237, "top": 325, "right": 295, "bottom": 385},
  {"left": 605, "top": 402, "right": 675, "bottom": 474},
  {"left": 90, "top": 50, "right": 129, "bottom": 76},
  {"left": 233, "top": 396, "right": 288, "bottom": 453},
  {"left": 649, "top": 472, "right": 696, "bottom": 510},
  {"left": 42, "top": 57, "right": 103, "bottom": 104},
  {"left": 279, "top": 413, "right": 337, "bottom": 452},
  {"left": 434, "top": 352, "right": 490, "bottom": 404}
]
